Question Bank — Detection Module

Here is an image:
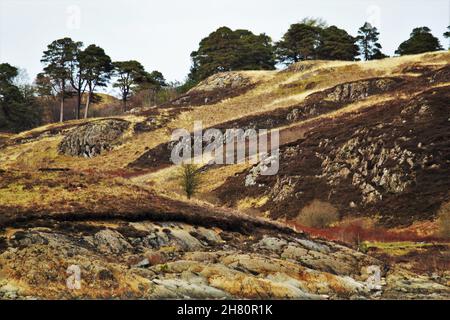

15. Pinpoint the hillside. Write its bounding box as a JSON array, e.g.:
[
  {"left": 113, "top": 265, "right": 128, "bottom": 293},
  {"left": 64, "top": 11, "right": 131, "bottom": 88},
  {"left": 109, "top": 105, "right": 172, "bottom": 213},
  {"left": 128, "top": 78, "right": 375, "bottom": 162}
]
[{"left": 0, "top": 52, "right": 449, "bottom": 299}]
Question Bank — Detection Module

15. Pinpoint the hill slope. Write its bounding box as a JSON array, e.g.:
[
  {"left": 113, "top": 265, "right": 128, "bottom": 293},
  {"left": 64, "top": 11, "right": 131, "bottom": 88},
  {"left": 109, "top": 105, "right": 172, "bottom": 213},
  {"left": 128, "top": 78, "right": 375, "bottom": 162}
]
[{"left": 0, "top": 52, "right": 449, "bottom": 299}]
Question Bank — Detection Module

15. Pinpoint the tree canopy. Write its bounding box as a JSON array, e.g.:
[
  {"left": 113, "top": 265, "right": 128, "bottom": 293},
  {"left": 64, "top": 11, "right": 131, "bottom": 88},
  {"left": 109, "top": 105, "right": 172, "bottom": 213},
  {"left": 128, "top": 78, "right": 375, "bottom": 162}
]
[
  {"left": 316, "top": 26, "right": 360, "bottom": 61},
  {"left": 444, "top": 26, "right": 450, "bottom": 48},
  {"left": 189, "top": 27, "right": 275, "bottom": 81},
  {"left": 137, "top": 70, "right": 167, "bottom": 91},
  {"left": 276, "top": 24, "right": 360, "bottom": 64},
  {"left": 395, "top": 27, "right": 442, "bottom": 55},
  {"left": 113, "top": 60, "right": 146, "bottom": 111},
  {"left": 276, "top": 24, "right": 322, "bottom": 63}
]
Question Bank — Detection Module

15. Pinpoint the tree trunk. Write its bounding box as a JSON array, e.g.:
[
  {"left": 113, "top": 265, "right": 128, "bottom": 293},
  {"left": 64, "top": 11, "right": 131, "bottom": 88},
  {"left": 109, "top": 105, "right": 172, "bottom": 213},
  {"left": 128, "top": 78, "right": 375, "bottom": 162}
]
[
  {"left": 76, "top": 91, "right": 82, "bottom": 120},
  {"left": 84, "top": 91, "right": 91, "bottom": 119},
  {"left": 122, "top": 97, "right": 127, "bottom": 113},
  {"left": 60, "top": 95, "right": 64, "bottom": 123}
]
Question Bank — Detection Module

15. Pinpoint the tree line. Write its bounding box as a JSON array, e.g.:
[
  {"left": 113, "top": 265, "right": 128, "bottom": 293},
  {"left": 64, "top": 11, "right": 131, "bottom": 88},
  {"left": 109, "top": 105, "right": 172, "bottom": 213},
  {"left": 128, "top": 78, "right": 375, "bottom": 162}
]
[
  {"left": 1, "top": 20, "right": 449, "bottom": 132},
  {"left": 1, "top": 38, "right": 171, "bottom": 131},
  {"left": 189, "top": 20, "right": 448, "bottom": 82},
  {"left": 37, "top": 38, "right": 168, "bottom": 122}
]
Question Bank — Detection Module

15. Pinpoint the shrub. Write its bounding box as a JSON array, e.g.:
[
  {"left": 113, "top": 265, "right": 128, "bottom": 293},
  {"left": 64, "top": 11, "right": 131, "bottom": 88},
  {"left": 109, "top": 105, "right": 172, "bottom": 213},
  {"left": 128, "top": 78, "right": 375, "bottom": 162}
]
[
  {"left": 178, "top": 164, "right": 202, "bottom": 199},
  {"left": 296, "top": 200, "right": 339, "bottom": 228},
  {"left": 437, "top": 201, "right": 450, "bottom": 238}
]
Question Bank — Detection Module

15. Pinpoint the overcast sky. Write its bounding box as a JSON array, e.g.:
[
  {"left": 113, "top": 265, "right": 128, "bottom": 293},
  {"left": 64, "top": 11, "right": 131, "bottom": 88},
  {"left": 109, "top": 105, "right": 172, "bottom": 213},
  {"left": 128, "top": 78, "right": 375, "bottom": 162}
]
[{"left": 0, "top": 0, "right": 449, "bottom": 84}]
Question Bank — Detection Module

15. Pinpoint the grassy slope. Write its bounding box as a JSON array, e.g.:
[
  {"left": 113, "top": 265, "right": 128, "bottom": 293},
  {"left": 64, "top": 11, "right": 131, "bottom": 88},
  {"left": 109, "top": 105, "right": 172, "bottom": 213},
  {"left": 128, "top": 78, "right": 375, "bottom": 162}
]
[{"left": 0, "top": 51, "right": 449, "bottom": 221}]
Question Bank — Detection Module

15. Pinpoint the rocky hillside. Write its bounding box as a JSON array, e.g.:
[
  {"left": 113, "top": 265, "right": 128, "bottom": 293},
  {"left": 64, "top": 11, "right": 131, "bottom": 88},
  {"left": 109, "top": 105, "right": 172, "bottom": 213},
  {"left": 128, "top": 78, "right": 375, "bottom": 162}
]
[
  {"left": 217, "top": 73, "right": 450, "bottom": 227},
  {"left": 0, "top": 52, "right": 449, "bottom": 299}
]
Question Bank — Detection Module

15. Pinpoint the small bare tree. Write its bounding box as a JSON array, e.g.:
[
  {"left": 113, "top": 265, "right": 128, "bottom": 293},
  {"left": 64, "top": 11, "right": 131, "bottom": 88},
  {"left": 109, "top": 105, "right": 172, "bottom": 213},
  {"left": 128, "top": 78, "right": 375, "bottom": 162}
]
[
  {"left": 178, "top": 164, "right": 202, "bottom": 199},
  {"left": 296, "top": 199, "right": 339, "bottom": 228}
]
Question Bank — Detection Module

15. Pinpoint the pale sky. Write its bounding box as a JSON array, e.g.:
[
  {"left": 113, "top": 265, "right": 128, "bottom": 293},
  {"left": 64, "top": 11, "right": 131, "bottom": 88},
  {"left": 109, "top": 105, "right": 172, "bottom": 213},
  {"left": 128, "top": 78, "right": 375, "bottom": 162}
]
[{"left": 0, "top": 0, "right": 449, "bottom": 84}]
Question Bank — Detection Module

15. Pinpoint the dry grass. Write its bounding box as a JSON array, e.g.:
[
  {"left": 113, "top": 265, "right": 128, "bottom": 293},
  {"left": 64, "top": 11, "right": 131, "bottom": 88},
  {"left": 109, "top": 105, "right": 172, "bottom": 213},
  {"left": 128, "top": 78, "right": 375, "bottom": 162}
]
[
  {"left": 236, "top": 196, "right": 270, "bottom": 219},
  {"left": 359, "top": 51, "right": 450, "bottom": 75},
  {"left": 0, "top": 170, "right": 155, "bottom": 214},
  {"left": 363, "top": 241, "right": 444, "bottom": 256},
  {"left": 197, "top": 164, "right": 250, "bottom": 194},
  {"left": 1, "top": 51, "right": 449, "bottom": 215},
  {"left": 0, "top": 132, "right": 13, "bottom": 139}
]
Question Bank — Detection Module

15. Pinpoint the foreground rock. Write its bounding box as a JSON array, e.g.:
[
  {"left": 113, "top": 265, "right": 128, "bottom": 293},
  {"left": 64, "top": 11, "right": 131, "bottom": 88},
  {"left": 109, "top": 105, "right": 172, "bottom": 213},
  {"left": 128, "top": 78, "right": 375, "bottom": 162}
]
[{"left": 0, "top": 220, "right": 448, "bottom": 300}]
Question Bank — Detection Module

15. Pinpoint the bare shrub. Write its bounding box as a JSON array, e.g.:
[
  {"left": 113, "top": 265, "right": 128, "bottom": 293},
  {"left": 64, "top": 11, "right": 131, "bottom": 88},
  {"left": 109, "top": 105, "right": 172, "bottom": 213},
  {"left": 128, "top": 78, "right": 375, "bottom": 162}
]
[
  {"left": 437, "top": 201, "right": 450, "bottom": 238},
  {"left": 296, "top": 200, "right": 339, "bottom": 228}
]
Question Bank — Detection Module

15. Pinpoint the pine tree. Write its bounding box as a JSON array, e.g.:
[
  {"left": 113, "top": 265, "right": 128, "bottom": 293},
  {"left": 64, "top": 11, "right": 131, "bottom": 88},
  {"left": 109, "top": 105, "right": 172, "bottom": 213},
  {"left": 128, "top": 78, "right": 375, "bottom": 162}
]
[
  {"left": 80, "top": 45, "right": 112, "bottom": 118},
  {"left": 0, "top": 63, "right": 40, "bottom": 132},
  {"left": 68, "top": 40, "right": 86, "bottom": 120},
  {"left": 113, "top": 60, "right": 146, "bottom": 112},
  {"left": 357, "top": 22, "right": 387, "bottom": 60},
  {"left": 189, "top": 27, "right": 275, "bottom": 81},
  {"left": 276, "top": 23, "right": 359, "bottom": 64},
  {"left": 41, "top": 38, "right": 79, "bottom": 122},
  {"left": 444, "top": 26, "right": 450, "bottom": 49},
  {"left": 178, "top": 164, "right": 202, "bottom": 200},
  {"left": 317, "top": 26, "right": 360, "bottom": 61},
  {"left": 276, "top": 23, "right": 322, "bottom": 64}
]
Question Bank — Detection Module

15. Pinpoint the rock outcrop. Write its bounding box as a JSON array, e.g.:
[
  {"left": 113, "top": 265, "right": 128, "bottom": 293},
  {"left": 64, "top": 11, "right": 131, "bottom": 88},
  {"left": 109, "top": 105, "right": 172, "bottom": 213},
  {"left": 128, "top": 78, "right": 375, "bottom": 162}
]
[{"left": 58, "top": 120, "right": 130, "bottom": 157}]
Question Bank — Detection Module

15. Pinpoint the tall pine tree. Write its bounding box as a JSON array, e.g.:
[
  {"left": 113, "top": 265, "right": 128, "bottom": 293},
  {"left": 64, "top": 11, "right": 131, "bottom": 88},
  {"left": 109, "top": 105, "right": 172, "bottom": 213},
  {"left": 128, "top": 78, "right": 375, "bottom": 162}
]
[
  {"left": 113, "top": 60, "right": 146, "bottom": 112},
  {"left": 357, "top": 22, "right": 387, "bottom": 60},
  {"left": 41, "top": 37, "right": 79, "bottom": 122},
  {"left": 80, "top": 45, "right": 112, "bottom": 118}
]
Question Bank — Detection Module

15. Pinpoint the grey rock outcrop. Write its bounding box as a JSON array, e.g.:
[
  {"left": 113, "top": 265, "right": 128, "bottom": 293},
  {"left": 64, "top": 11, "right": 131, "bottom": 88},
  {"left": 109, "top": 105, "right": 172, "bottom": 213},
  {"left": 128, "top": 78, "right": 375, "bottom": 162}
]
[{"left": 59, "top": 120, "right": 130, "bottom": 157}]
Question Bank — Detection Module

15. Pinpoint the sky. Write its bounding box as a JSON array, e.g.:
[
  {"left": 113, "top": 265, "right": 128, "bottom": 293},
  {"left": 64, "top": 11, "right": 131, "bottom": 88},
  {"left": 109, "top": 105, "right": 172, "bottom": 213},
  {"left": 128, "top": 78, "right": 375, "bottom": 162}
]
[{"left": 0, "top": 0, "right": 449, "bottom": 85}]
